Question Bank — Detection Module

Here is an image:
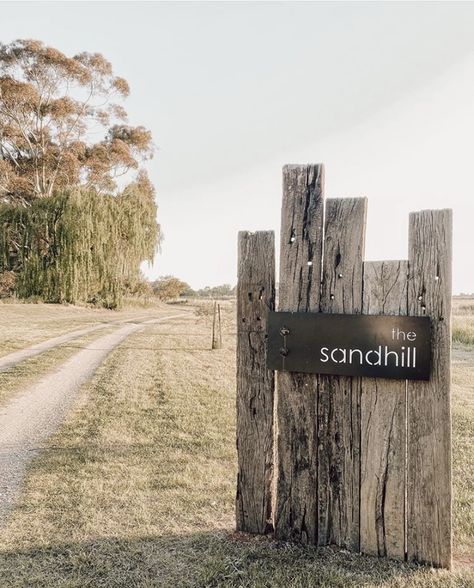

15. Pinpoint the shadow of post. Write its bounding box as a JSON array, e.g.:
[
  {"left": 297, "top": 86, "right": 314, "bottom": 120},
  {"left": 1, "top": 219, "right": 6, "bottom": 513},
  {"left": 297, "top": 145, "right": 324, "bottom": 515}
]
[{"left": 0, "top": 530, "right": 452, "bottom": 588}]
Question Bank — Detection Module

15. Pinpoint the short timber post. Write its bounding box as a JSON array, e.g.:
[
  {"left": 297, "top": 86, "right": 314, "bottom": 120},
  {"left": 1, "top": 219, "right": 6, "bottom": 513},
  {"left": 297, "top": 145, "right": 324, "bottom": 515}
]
[
  {"left": 235, "top": 163, "right": 452, "bottom": 569},
  {"left": 211, "top": 301, "right": 222, "bottom": 350}
]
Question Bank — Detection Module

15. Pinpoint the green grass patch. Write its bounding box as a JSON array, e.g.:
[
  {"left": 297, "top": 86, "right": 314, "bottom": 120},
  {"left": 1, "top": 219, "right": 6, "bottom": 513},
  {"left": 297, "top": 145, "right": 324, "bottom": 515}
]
[{"left": 453, "top": 325, "right": 474, "bottom": 346}]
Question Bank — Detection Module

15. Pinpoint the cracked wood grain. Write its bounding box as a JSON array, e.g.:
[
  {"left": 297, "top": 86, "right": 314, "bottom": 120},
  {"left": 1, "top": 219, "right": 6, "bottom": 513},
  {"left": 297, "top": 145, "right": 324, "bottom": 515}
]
[
  {"left": 236, "top": 231, "right": 276, "bottom": 534},
  {"left": 317, "top": 197, "right": 367, "bottom": 550},
  {"left": 407, "top": 209, "right": 452, "bottom": 569},
  {"left": 360, "top": 260, "right": 408, "bottom": 559},
  {"left": 274, "top": 164, "right": 324, "bottom": 544}
]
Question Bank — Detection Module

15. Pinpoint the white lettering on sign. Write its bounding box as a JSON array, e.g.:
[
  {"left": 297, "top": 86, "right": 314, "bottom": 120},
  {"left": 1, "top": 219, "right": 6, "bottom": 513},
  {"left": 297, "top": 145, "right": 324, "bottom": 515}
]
[
  {"left": 319, "top": 324, "right": 419, "bottom": 369},
  {"left": 392, "top": 327, "right": 417, "bottom": 341},
  {"left": 320, "top": 345, "right": 417, "bottom": 368}
]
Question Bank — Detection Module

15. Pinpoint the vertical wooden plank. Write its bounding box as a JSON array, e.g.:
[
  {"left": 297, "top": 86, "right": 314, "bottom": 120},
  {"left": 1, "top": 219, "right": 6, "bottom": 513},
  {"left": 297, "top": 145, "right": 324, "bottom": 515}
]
[
  {"left": 236, "top": 231, "right": 275, "bottom": 534},
  {"left": 407, "top": 209, "right": 452, "bottom": 568},
  {"left": 274, "top": 164, "right": 324, "bottom": 544},
  {"left": 360, "top": 261, "right": 407, "bottom": 559},
  {"left": 318, "top": 197, "right": 367, "bottom": 550}
]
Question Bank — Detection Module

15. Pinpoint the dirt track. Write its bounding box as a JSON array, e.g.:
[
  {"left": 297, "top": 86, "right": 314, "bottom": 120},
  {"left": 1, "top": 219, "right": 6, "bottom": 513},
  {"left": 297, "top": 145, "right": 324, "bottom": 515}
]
[
  {"left": 0, "top": 314, "right": 183, "bottom": 526},
  {"left": 0, "top": 312, "right": 163, "bottom": 372}
]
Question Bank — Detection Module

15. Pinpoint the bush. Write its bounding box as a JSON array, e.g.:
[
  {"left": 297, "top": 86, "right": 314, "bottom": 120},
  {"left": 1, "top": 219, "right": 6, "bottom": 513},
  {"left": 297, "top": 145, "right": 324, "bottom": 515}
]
[
  {"left": 152, "top": 276, "right": 189, "bottom": 302},
  {"left": 0, "top": 271, "right": 16, "bottom": 298}
]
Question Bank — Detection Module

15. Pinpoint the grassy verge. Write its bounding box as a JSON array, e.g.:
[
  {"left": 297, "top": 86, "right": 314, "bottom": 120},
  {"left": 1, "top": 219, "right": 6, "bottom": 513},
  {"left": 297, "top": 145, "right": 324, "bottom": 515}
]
[
  {"left": 452, "top": 298, "right": 474, "bottom": 348},
  {"left": 452, "top": 347, "right": 474, "bottom": 562},
  {"left": 0, "top": 307, "right": 472, "bottom": 587},
  {"left": 453, "top": 323, "right": 474, "bottom": 347}
]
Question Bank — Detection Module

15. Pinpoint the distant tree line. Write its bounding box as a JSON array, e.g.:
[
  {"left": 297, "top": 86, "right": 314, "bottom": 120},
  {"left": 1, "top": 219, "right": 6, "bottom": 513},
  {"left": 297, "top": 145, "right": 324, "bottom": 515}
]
[
  {"left": 150, "top": 276, "right": 235, "bottom": 302},
  {"left": 184, "top": 283, "right": 235, "bottom": 299}
]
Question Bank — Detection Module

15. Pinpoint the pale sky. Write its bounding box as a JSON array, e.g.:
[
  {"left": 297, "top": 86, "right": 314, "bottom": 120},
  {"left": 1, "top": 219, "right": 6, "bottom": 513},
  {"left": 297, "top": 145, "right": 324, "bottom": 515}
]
[{"left": 2, "top": 1, "right": 474, "bottom": 293}]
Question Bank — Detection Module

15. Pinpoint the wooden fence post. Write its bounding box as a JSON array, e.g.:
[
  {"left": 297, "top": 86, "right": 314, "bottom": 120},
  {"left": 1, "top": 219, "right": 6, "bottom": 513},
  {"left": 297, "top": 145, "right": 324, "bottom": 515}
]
[
  {"left": 212, "top": 301, "right": 222, "bottom": 349},
  {"left": 274, "top": 164, "right": 324, "bottom": 544},
  {"left": 236, "top": 231, "right": 275, "bottom": 534},
  {"left": 407, "top": 209, "right": 452, "bottom": 568},
  {"left": 360, "top": 261, "right": 408, "bottom": 559},
  {"left": 317, "top": 197, "right": 367, "bottom": 550},
  {"left": 218, "top": 304, "right": 222, "bottom": 348}
]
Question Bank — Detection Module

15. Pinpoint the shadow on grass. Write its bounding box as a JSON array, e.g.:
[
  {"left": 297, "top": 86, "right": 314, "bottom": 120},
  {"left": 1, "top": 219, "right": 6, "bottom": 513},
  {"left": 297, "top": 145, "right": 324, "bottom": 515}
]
[{"left": 0, "top": 531, "right": 463, "bottom": 588}]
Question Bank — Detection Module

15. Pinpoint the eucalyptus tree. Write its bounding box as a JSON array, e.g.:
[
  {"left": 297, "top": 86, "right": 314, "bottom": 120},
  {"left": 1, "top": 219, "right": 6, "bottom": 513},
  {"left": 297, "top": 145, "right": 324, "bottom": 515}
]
[{"left": 0, "top": 39, "right": 153, "bottom": 204}]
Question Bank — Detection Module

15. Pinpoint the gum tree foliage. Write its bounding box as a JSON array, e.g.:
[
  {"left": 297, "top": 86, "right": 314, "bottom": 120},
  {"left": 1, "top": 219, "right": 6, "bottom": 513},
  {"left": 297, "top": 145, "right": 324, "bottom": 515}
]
[
  {"left": 0, "top": 39, "right": 153, "bottom": 202},
  {"left": 0, "top": 40, "right": 160, "bottom": 306}
]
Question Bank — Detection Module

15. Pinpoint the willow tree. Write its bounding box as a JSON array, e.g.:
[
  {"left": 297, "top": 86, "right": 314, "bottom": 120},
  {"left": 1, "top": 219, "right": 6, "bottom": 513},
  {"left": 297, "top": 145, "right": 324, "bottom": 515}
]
[
  {"left": 0, "top": 40, "right": 160, "bottom": 306},
  {"left": 0, "top": 182, "right": 159, "bottom": 307}
]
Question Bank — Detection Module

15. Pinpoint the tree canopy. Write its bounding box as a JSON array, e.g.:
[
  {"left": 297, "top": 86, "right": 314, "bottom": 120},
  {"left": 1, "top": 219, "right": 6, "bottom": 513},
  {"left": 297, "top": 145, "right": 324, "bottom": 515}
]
[
  {"left": 152, "top": 276, "right": 190, "bottom": 302},
  {"left": 0, "top": 183, "right": 159, "bottom": 308},
  {"left": 0, "top": 40, "right": 160, "bottom": 307},
  {"left": 191, "top": 284, "right": 235, "bottom": 298},
  {"left": 0, "top": 39, "right": 153, "bottom": 205}
]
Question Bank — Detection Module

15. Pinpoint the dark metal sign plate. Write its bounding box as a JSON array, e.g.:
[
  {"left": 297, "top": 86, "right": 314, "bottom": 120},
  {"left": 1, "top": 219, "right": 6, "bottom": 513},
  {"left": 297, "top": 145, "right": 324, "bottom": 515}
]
[{"left": 267, "top": 312, "right": 431, "bottom": 380}]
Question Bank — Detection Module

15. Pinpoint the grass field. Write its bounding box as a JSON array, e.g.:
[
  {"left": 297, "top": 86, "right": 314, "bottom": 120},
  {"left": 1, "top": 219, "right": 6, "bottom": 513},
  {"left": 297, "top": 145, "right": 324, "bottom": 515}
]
[
  {"left": 0, "top": 301, "right": 168, "bottom": 357},
  {"left": 0, "top": 300, "right": 472, "bottom": 587}
]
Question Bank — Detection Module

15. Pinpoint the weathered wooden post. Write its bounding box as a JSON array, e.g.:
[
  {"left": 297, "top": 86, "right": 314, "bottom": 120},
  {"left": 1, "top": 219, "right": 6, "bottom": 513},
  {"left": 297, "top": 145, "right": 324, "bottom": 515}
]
[
  {"left": 273, "top": 164, "right": 324, "bottom": 544},
  {"left": 317, "top": 197, "right": 367, "bottom": 549},
  {"left": 236, "top": 231, "right": 275, "bottom": 533},
  {"left": 211, "top": 301, "right": 222, "bottom": 349},
  {"left": 407, "top": 209, "right": 452, "bottom": 568},
  {"left": 360, "top": 261, "right": 408, "bottom": 559}
]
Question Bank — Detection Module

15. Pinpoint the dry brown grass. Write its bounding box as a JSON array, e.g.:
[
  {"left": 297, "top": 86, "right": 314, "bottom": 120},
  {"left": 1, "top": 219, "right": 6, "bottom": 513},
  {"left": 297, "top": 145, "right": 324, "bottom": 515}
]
[{"left": 0, "top": 301, "right": 471, "bottom": 586}]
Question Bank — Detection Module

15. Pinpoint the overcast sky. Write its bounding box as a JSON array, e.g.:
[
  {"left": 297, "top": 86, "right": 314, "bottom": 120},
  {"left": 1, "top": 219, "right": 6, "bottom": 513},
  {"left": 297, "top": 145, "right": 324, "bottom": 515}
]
[{"left": 2, "top": 1, "right": 474, "bottom": 293}]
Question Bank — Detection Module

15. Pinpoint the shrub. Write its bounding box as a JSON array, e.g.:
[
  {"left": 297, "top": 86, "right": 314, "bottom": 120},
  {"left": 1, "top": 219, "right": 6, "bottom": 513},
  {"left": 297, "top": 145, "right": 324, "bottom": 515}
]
[{"left": 0, "top": 270, "right": 16, "bottom": 298}]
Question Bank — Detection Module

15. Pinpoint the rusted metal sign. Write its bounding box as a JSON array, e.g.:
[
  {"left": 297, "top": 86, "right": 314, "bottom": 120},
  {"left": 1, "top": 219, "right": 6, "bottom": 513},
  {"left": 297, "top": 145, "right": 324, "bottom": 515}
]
[{"left": 267, "top": 312, "right": 431, "bottom": 380}]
